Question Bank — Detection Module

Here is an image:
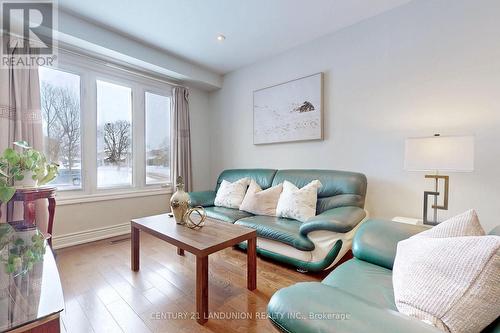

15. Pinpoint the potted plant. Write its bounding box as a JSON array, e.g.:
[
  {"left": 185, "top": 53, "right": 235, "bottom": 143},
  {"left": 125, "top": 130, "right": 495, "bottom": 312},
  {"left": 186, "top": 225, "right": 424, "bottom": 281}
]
[{"left": 0, "top": 141, "right": 59, "bottom": 204}]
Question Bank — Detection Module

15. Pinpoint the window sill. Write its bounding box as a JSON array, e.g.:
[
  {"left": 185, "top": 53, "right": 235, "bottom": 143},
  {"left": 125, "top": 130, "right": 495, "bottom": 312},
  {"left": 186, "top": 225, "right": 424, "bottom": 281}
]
[{"left": 57, "top": 187, "right": 172, "bottom": 206}]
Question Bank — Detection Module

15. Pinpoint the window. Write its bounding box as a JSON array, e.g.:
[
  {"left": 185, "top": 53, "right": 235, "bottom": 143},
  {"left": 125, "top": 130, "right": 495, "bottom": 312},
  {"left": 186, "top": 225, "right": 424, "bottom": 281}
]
[
  {"left": 39, "top": 67, "right": 82, "bottom": 190},
  {"left": 38, "top": 51, "right": 173, "bottom": 198},
  {"left": 97, "top": 80, "right": 133, "bottom": 188},
  {"left": 145, "top": 92, "right": 171, "bottom": 185}
]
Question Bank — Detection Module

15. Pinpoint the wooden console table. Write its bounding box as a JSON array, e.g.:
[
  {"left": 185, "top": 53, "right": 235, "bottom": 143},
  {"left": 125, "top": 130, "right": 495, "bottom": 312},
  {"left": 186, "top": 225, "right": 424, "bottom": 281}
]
[{"left": 1, "top": 187, "right": 56, "bottom": 246}]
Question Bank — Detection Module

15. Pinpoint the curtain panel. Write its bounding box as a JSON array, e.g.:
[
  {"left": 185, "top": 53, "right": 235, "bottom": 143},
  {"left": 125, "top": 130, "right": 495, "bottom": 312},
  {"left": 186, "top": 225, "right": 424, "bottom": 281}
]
[
  {"left": 0, "top": 43, "right": 45, "bottom": 227},
  {"left": 171, "top": 87, "right": 193, "bottom": 191}
]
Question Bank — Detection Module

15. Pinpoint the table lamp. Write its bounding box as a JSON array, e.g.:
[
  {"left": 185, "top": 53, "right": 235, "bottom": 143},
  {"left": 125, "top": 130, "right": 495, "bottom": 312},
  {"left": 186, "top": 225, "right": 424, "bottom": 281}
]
[{"left": 404, "top": 134, "right": 474, "bottom": 225}]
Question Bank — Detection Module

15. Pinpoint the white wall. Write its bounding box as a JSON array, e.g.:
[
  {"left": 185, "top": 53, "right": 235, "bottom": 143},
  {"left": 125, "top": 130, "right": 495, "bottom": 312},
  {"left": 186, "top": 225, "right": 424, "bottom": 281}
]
[
  {"left": 53, "top": 194, "right": 170, "bottom": 247},
  {"left": 208, "top": 0, "right": 500, "bottom": 231}
]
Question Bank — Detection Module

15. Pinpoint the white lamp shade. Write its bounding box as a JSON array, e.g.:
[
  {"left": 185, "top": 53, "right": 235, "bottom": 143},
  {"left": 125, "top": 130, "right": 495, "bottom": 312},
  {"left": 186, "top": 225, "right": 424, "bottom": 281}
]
[{"left": 404, "top": 135, "right": 474, "bottom": 172}]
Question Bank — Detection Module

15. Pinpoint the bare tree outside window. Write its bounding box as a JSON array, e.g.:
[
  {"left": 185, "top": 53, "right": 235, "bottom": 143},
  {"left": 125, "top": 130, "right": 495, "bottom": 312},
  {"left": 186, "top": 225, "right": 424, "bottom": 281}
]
[
  {"left": 40, "top": 82, "right": 61, "bottom": 162},
  {"left": 103, "top": 120, "right": 131, "bottom": 163},
  {"left": 96, "top": 80, "right": 132, "bottom": 187},
  {"left": 39, "top": 67, "right": 82, "bottom": 189},
  {"left": 56, "top": 87, "right": 80, "bottom": 172}
]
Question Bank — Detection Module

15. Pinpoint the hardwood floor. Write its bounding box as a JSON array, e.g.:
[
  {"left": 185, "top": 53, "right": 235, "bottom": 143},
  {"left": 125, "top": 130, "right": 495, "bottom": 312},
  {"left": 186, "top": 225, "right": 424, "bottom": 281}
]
[{"left": 55, "top": 232, "right": 329, "bottom": 333}]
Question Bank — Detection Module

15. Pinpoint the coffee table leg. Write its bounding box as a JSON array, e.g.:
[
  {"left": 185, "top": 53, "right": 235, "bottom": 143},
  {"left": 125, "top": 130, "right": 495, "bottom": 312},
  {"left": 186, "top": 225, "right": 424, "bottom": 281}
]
[
  {"left": 247, "top": 236, "right": 257, "bottom": 290},
  {"left": 196, "top": 256, "right": 208, "bottom": 324},
  {"left": 177, "top": 247, "right": 184, "bottom": 256},
  {"left": 131, "top": 226, "right": 140, "bottom": 271}
]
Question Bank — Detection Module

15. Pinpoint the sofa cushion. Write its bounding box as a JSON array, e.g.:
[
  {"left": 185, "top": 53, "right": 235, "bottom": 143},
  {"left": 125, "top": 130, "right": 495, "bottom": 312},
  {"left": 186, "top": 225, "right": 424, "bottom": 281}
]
[
  {"left": 204, "top": 206, "right": 253, "bottom": 223},
  {"left": 216, "top": 169, "right": 277, "bottom": 191},
  {"left": 413, "top": 209, "right": 485, "bottom": 239},
  {"left": 267, "top": 282, "right": 442, "bottom": 333},
  {"left": 214, "top": 178, "right": 250, "bottom": 209},
  {"left": 271, "top": 169, "right": 367, "bottom": 213},
  {"left": 235, "top": 216, "right": 314, "bottom": 251},
  {"left": 276, "top": 180, "right": 322, "bottom": 222},
  {"left": 322, "top": 258, "right": 396, "bottom": 310},
  {"left": 240, "top": 180, "right": 283, "bottom": 216}
]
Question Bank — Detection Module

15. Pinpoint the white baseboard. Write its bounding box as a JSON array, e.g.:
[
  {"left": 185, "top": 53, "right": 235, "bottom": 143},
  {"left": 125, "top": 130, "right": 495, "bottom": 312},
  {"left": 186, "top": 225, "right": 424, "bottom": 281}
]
[{"left": 52, "top": 223, "right": 131, "bottom": 249}]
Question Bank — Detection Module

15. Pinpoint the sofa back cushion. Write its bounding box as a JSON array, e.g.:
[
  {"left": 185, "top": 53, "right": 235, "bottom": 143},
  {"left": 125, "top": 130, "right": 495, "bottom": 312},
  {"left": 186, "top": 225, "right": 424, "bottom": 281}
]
[
  {"left": 276, "top": 180, "right": 322, "bottom": 222},
  {"left": 240, "top": 180, "right": 283, "bottom": 216},
  {"left": 271, "top": 169, "right": 367, "bottom": 214},
  {"left": 214, "top": 178, "right": 251, "bottom": 209},
  {"left": 216, "top": 169, "right": 277, "bottom": 191}
]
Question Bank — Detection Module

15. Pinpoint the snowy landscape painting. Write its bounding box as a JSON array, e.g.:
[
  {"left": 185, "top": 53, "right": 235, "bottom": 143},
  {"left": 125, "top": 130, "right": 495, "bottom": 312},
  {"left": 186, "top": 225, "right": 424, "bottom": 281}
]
[{"left": 253, "top": 73, "right": 323, "bottom": 144}]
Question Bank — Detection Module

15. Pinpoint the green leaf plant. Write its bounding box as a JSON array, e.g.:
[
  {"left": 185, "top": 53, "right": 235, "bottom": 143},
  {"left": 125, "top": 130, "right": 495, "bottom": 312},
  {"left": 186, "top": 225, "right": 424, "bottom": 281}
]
[
  {"left": 3, "top": 230, "right": 46, "bottom": 275},
  {"left": 0, "top": 141, "right": 59, "bottom": 204}
]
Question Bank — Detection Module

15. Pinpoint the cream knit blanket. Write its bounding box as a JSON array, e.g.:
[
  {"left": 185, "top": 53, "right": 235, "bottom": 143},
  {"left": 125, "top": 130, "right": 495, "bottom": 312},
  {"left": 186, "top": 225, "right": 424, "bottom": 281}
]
[{"left": 393, "top": 210, "right": 500, "bottom": 333}]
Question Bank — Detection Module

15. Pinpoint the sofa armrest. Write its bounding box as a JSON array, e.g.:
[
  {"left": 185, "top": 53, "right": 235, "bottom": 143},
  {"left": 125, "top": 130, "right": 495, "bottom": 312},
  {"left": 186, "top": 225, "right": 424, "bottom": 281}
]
[
  {"left": 299, "top": 206, "right": 367, "bottom": 235},
  {"left": 352, "top": 219, "right": 429, "bottom": 270},
  {"left": 188, "top": 190, "right": 216, "bottom": 207},
  {"left": 267, "top": 282, "right": 443, "bottom": 333}
]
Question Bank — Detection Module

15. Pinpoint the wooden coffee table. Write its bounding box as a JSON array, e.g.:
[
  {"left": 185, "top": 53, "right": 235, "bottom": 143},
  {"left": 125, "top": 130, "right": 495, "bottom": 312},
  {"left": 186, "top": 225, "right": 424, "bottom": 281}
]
[{"left": 130, "top": 213, "right": 257, "bottom": 324}]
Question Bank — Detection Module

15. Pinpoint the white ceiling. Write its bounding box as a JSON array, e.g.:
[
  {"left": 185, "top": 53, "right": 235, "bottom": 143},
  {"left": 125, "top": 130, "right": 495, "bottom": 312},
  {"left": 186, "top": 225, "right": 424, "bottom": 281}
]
[{"left": 59, "top": 0, "right": 412, "bottom": 74}]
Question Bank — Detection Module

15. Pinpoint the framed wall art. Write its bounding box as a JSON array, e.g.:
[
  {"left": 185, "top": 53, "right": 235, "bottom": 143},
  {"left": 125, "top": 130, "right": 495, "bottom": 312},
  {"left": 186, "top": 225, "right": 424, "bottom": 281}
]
[{"left": 253, "top": 73, "right": 323, "bottom": 145}]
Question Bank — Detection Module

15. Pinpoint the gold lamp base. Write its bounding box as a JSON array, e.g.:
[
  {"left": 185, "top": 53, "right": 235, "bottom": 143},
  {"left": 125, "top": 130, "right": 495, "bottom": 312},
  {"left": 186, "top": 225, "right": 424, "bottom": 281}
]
[{"left": 423, "top": 174, "right": 449, "bottom": 225}]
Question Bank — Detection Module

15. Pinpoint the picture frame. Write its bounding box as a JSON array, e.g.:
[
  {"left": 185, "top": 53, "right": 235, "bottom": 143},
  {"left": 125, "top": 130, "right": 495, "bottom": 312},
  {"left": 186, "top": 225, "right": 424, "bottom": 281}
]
[{"left": 253, "top": 73, "right": 323, "bottom": 145}]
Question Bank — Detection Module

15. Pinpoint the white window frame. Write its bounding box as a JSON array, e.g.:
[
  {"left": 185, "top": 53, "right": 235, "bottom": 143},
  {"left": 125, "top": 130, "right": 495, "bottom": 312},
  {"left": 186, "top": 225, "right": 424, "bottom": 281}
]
[
  {"left": 144, "top": 89, "right": 172, "bottom": 187},
  {"left": 44, "top": 50, "right": 173, "bottom": 203},
  {"left": 39, "top": 62, "right": 87, "bottom": 192},
  {"left": 95, "top": 76, "right": 135, "bottom": 190}
]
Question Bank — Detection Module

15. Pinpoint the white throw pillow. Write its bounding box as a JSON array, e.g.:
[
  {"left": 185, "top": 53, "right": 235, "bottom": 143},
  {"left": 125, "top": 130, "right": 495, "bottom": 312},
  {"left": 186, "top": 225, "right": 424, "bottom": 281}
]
[
  {"left": 276, "top": 180, "right": 322, "bottom": 222},
  {"left": 214, "top": 178, "right": 251, "bottom": 209},
  {"left": 412, "top": 209, "right": 485, "bottom": 239},
  {"left": 240, "top": 180, "right": 283, "bottom": 216},
  {"left": 393, "top": 210, "right": 500, "bottom": 333}
]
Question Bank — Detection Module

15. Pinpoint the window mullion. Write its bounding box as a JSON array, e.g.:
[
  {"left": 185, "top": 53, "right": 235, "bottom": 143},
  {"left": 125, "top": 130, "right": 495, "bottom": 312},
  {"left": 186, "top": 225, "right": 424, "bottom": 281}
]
[
  {"left": 84, "top": 72, "right": 98, "bottom": 194},
  {"left": 134, "top": 86, "right": 146, "bottom": 189}
]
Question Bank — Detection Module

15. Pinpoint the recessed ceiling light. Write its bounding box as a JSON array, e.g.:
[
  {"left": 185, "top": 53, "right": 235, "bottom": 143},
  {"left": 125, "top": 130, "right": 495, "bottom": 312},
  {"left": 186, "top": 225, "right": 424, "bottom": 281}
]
[{"left": 217, "top": 34, "right": 226, "bottom": 41}]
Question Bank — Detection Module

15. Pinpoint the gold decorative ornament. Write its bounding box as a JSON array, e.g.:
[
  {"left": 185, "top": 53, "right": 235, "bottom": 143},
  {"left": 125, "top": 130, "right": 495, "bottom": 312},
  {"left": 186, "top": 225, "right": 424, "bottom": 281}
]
[
  {"left": 170, "top": 176, "right": 190, "bottom": 225},
  {"left": 184, "top": 206, "right": 206, "bottom": 229}
]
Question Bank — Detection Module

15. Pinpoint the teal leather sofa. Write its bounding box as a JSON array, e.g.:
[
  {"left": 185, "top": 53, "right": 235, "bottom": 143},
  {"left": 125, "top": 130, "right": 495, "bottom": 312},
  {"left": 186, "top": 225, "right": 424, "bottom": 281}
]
[
  {"left": 188, "top": 169, "right": 368, "bottom": 272},
  {"left": 267, "top": 219, "right": 500, "bottom": 333}
]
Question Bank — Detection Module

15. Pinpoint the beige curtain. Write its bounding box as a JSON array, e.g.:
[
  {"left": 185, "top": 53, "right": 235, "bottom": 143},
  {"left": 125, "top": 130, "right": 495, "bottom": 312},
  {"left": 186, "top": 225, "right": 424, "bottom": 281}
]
[
  {"left": 171, "top": 87, "right": 193, "bottom": 191},
  {"left": 0, "top": 44, "right": 45, "bottom": 227}
]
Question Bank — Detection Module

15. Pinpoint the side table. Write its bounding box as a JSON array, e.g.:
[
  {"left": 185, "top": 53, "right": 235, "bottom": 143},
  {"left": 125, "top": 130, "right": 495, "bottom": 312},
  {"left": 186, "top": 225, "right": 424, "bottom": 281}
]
[
  {"left": 1, "top": 187, "right": 57, "bottom": 246},
  {"left": 392, "top": 216, "right": 423, "bottom": 225}
]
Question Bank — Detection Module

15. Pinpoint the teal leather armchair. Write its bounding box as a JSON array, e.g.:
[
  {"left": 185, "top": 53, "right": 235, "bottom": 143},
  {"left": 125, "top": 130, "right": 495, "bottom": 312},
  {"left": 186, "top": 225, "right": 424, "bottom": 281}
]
[
  {"left": 188, "top": 168, "right": 368, "bottom": 272},
  {"left": 267, "top": 219, "right": 500, "bottom": 333}
]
